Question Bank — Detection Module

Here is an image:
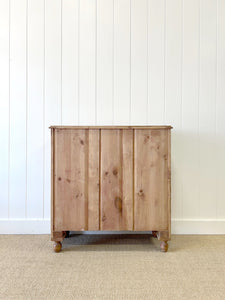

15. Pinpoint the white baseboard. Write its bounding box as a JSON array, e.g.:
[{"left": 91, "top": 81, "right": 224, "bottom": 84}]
[
  {"left": 171, "top": 219, "right": 225, "bottom": 234},
  {"left": 0, "top": 219, "right": 51, "bottom": 234},
  {"left": 0, "top": 219, "right": 225, "bottom": 234}
]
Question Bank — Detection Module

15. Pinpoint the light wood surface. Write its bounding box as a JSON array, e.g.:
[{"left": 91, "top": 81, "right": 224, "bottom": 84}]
[
  {"left": 49, "top": 125, "right": 172, "bottom": 130},
  {"left": 53, "top": 129, "right": 99, "bottom": 231},
  {"left": 100, "top": 129, "right": 133, "bottom": 230},
  {"left": 134, "top": 129, "right": 168, "bottom": 231},
  {"left": 88, "top": 130, "right": 100, "bottom": 230},
  {"left": 51, "top": 126, "right": 172, "bottom": 251},
  {"left": 51, "top": 129, "right": 55, "bottom": 240}
]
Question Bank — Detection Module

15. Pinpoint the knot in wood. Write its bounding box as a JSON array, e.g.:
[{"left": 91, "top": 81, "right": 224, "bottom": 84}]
[
  {"left": 114, "top": 197, "right": 122, "bottom": 211},
  {"left": 112, "top": 168, "right": 118, "bottom": 176},
  {"left": 138, "top": 189, "right": 144, "bottom": 197},
  {"left": 144, "top": 135, "right": 150, "bottom": 144}
]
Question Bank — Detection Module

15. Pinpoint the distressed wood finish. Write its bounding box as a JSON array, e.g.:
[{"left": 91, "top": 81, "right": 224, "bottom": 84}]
[
  {"left": 53, "top": 129, "right": 99, "bottom": 232},
  {"left": 134, "top": 129, "right": 169, "bottom": 231},
  {"left": 88, "top": 130, "right": 100, "bottom": 230},
  {"left": 100, "top": 129, "right": 133, "bottom": 230},
  {"left": 51, "top": 126, "right": 172, "bottom": 252}
]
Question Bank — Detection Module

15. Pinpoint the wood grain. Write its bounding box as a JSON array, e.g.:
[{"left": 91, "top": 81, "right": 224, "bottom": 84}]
[
  {"left": 51, "top": 128, "right": 55, "bottom": 240},
  {"left": 100, "top": 129, "right": 133, "bottom": 230},
  {"left": 88, "top": 130, "right": 100, "bottom": 230},
  {"left": 50, "top": 126, "right": 172, "bottom": 129},
  {"left": 53, "top": 129, "right": 99, "bottom": 231},
  {"left": 52, "top": 127, "right": 171, "bottom": 240},
  {"left": 134, "top": 129, "right": 169, "bottom": 231},
  {"left": 167, "top": 129, "right": 171, "bottom": 239}
]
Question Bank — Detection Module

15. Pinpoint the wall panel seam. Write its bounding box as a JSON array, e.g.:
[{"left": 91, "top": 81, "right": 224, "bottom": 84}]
[
  {"left": 112, "top": 0, "right": 114, "bottom": 125},
  {"left": 43, "top": 0, "right": 45, "bottom": 219},
  {"left": 78, "top": 0, "right": 80, "bottom": 125},
  {"left": 163, "top": 0, "right": 166, "bottom": 124},
  {"left": 25, "top": 0, "right": 28, "bottom": 219},
  {"left": 95, "top": 0, "right": 97, "bottom": 124},
  {"left": 146, "top": 0, "right": 149, "bottom": 124},
  {"left": 60, "top": 0, "right": 62, "bottom": 125},
  {"left": 215, "top": 0, "right": 218, "bottom": 218},
  {"left": 180, "top": 0, "right": 184, "bottom": 219},
  {"left": 8, "top": 0, "right": 11, "bottom": 219},
  {"left": 197, "top": 0, "right": 201, "bottom": 218},
  {"left": 129, "top": 0, "right": 131, "bottom": 125}
]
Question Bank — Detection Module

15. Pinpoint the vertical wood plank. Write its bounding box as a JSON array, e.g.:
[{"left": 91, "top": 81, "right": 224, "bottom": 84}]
[
  {"left": 54, "top": 129, "right": 99, "bottom": 231},
  {"left": 44, "top": 0, "right": 62, "bottom": 219},
  {"left": 0, "top": 0, "right": 9, "bottom": 218},
  {"left": 27, "top": 0, "right": 44, "bottom": 218},
  {"left": 121, "top": 129, "right": 133, "bottom": 229},
  {"left": 79, "top": 0, "right": 96, "bottom": 125},
  {"left": 167, "top": 129, "right": 171, "bottom": 238},
  {"left": 51, "top": 128, "right": 54, "bottom": 238},
  {"left": 9, "top": 0, "right": 27, "bottom": 218},
  {"left": 88, "top": 130, "right": 100, "bottom": 230},
  {"left": 164, "top": 0, "right": 183, "bottom": 220},
  {"left": 96, "top": 0, "right": 114, "bottom": 125},
  {"left": 100, "top": 129, "right": 133, "bottom": 230},
  {"left": 100, "top": 130, "right": 121, "bottom": 230},
  {"left": 61, "top": 0, "right": 79, "bottom": 125},
  {"left": 217, "top": 0, "right": 225, "bottom": 219},
  {"left": 114, "top": 0, "right": 130, "bottom": 125},
  {"left": 182, "top": 0, "right": 199, "bottom": 219},
  {"left": 54, "top": 129, "right": 87, "bottom": 231},
  {"left": 134, "top": 129, "right": 168, "bottom": 231},
  {"left": 130, "top": 0, "right": 148, "bottom": 124},
  {"left": 148, "top": 0, "right": 165, "bottom": 124},
  {"left": 199, "top": 0, "right": 217, "bottom": 218}
]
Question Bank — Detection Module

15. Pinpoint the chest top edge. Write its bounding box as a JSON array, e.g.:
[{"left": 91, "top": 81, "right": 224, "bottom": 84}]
[{"left": 49, "top": 125, "right": 173, "bottom": 130}]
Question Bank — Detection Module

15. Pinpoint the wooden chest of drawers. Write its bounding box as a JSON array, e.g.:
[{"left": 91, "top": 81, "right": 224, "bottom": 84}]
[{"left": 50, "top": 126, "right": 172, "bottom": 252}]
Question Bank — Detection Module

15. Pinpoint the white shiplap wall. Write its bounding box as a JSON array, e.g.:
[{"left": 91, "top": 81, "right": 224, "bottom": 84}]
[{"left": 0, "top": 0, "right": 225, "bottom": 234}]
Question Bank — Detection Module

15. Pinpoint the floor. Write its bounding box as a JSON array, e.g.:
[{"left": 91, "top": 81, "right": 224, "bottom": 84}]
[{"left": 0, "top": 234, "right": 225, "bottom": 300}]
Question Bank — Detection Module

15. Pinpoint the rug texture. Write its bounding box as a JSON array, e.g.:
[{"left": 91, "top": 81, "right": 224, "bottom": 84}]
[{"left": 0, "top": 234, "right": 224, "bottom": 299}]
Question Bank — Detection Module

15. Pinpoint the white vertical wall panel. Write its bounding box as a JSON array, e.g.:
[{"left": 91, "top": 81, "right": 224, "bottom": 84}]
[
  {"left": 0, "top": 0, "right": 9, "bottom": 218},
  {"left": 199, "top": 0, "right": 217, "bottom": 218},
  {"left": 62, "top": 0, "right": 79, "bottom": 125},
  {"left": 97, "top": 0, "right": 114, "bottom": 125},
  {"left": 0, "top": 0, "right": 225, "bottom": 233},
  {"left": 79, "top": 0, "right": 96, "bottom": 125},
  {"left": 182, "top": 0, "right": 199, "bottom": 219},
  {"left": 165, "top": 0, "right": 183, "bottom": 220},
  {"left": 130, "top": 0, "right": 148, "bottom": 124},
  {"left": 216, "top": 0, "right": 225, "bottom": 219},
  {"left": 148, "top": 0, "right": 165, "bottom": 125},
  {"left": 9, "top": 0, "right": 27, "bottom": 218},
  {"left": 113, "top": 0, "right": 130, "bottom": 125},
  {"left": 44, "top": 0, "right": 62, "bottom": 219},
  {"left": 27, "top": 0, "right": 44, "bottom": 218}
]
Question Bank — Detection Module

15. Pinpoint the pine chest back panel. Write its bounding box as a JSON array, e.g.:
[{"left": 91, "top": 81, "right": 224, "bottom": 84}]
[{"left": 50, "top": 126, "right": 172, "bottom": 252}]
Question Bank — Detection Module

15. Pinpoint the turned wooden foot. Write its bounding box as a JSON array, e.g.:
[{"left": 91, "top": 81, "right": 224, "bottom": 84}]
[
  {"left": 54, "top": 241, "right": 62, "bottom": 253},
  {"left": 152, "top": 231, "right": 158, "bottom": 238},
  {"left": 160, "top": 241, "right": 168, "bottom": 252}
]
